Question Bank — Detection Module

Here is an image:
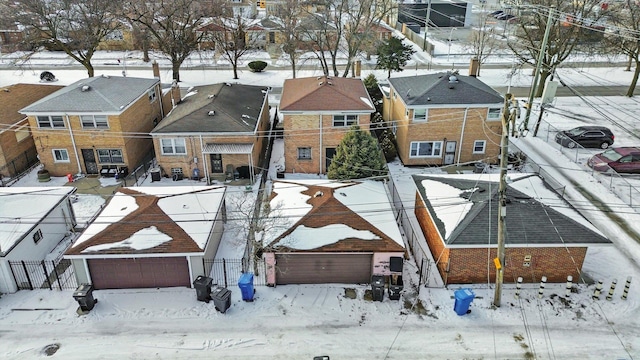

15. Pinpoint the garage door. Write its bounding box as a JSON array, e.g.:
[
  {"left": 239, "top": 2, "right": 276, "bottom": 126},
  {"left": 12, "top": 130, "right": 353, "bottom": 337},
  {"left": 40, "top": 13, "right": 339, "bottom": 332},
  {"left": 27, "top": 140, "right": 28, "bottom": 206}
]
[
  {"left": 275, "top": 253, "right": 372, "bottom": 284},
  {"left": 88, "top": 257, "right": 190, "bottom": 289}
]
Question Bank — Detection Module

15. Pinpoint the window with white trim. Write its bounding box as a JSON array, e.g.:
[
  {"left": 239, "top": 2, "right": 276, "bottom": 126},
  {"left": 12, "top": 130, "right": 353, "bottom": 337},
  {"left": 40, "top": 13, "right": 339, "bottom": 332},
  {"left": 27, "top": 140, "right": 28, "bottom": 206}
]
[
  {"left": 53, "top": 149, "right": 70, "bottom": 162},
  {"left": 409, "top": 141, "right": 443, "bottom": 158},
  {"left": 297, "top": 147, "right": 311, "bottom": 159},
  {"left": 81, "top": 115, "right": 109, "bottom": 129},
  {"left": 160, "top": 138, "right": 187, "bottom": 155},
  {"left": 148, "top": 88, "right": 157, "bottom": 102},
  {"left": 473, "top": 140, "right": 486, "bottom": 154},
  {"left": 37, "top": 115, "right": 65, "bottom": 128},
  {"left": 487, "top": 108, "right": 501, "bottom": 120},
  {"left": 333, "top": 114, "right": 357, "bottom": 127},
  {"left": 97, "top": 149, "right": 124, "bottom": 163},
  {"left": 33, "top": 229, "right": 43, "bottom": 244},
  {"left": 413, "top": 108, "right": 427, "bottom": 122}
]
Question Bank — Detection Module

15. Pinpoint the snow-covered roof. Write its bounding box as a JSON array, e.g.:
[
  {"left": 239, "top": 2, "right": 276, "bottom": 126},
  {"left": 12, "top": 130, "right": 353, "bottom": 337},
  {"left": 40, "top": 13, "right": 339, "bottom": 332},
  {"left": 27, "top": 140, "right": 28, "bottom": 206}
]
[
  {"left": 0, "top": 187, "right": 75, "bottom": 255},
  {"left": 66, "top": 186, "right": 226, "bottom": 256},
  {"left": 266, "top": 180, "right": 404, "bottom": 252},
  {"left": 413, "top": 173, "right": 611, "bottom": 246}
]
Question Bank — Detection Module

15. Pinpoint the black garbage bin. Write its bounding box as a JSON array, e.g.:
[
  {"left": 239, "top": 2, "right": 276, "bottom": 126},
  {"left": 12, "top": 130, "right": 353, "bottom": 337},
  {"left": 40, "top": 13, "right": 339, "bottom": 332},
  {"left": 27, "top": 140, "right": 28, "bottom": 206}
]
[
  {"left": 388, "top": 275, "right": 404, "bottom": 301},
  {"left": 150, "top": 168, "right": 161, "bottom": 182},
  {"left": 211, "top": 286, "right": 231, "bottom": 313},
  {"left": 371, "top": 275, "right": 385, "bottom": 302},
  {"left": 193, "top": 275, "right": 213, "bottom": 303},
  {"left": 73, "top": 284, "right": 97, "bottom": 312}
]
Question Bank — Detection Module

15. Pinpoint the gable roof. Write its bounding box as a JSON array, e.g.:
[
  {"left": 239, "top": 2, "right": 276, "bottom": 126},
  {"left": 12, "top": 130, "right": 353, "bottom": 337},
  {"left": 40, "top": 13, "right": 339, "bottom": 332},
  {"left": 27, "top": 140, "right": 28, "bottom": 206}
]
[
  {"left": 413, "top": 174, "right": 611, "bottom": 247},
  {"left": 388, "top": 72, "right": 503, "bottom": 106},
  {"left": 65, "top": 186, "right": 226, "bottom": 256},
  {"left": 279, "top": 76, "right": 374, "bottom": 112},
  {"left": 265, "top": 180, "right": 404, "bottom": 253},
  {"left": 0, "top": 187, "right": 75, "bottom": 256},
  {"left": 19, "top": 75, "right": 159, "bottom": 114},
  {"left": 0, "top": 84, "right": 64, "bottom": 126},
  {"left": 151, "top": 83, "right": 268, "bottom": 134}
]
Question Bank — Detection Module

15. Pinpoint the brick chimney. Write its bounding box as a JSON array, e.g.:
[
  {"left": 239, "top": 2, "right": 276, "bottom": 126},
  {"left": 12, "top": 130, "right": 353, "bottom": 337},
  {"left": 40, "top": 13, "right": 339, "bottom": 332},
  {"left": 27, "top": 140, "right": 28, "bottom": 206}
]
[
  {"left": 469, "top": 57, "right": 479, "bottom": 77},
  {"left": 152, "top": 60, "right": 160, "bottom": 80}
]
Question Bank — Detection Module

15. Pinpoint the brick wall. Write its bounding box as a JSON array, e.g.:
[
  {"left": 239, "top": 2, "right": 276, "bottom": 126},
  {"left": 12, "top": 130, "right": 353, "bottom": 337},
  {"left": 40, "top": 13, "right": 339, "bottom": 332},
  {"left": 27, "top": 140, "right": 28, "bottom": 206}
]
[
  {"left": 283, "top": 113, "right": 371, "bottom": 174},
  {"left": 414, "top": 192, "right": 450, "bottom": 278},
  {"left": 0, "top": 119, "right": 36, "bottom": 177},
  {"left": 385, "top": 87, "right": 502, "bottom": 166}
]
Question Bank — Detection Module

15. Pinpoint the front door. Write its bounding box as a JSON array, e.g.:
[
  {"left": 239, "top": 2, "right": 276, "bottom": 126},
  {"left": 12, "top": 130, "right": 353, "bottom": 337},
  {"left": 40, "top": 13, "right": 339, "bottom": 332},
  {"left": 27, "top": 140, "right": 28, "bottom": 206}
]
[
  {"left": 81, "top": 149, "right": 98, "bottom": 174},
  {"left": 444, "top": 141, "right": 456, "bottom": 165},
  {"left": 325, "top": 148, "right": 336, "bottom": 172},
  {"left": 210, "top": 154, "right": 223, "bottom": 173}
]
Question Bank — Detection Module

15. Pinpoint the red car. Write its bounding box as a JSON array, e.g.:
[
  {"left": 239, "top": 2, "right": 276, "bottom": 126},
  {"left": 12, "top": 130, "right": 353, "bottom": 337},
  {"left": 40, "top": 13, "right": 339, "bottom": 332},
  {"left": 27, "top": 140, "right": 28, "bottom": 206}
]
[{"left": 587, "top": 147, "right": 640, "bottom": 173}]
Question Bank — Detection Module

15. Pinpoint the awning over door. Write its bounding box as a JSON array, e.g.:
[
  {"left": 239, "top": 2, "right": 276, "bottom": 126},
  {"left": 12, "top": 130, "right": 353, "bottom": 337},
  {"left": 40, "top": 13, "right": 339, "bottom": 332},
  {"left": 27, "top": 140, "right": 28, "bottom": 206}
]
[
  {"left": 202, "top": 143, "right": 253, "bottom": 154},
  {"left": 275, "top": 253, "right": 372, "bottom": 285},
  {"left": 87, "top": 257, "right": 190, "bottom": 289}
]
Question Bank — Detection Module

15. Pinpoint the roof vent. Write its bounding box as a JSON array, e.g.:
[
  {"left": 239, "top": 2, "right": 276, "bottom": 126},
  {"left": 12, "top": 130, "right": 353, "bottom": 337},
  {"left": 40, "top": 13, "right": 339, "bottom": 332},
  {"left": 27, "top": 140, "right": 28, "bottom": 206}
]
[
  {"left": 208, "top": 110, "right": 215, "bottom": 116},
  {"left": 225, "top": 82, "right": 232, "bottom": 86},
  {"left": 81, "top": 85, "right": 91, "bottom": 92},
  {"left": 427, "top": 97, "right": 431, "bottom": 101},
  {"left": 241, "top": 114, "right": 251, "bottom": 119},
  {"left": 314, "top": 191, "right": 323, "bottom": 197},
  {"left": 318, "top": 81, "right": 324, "bottom": 86},
  {"left": 208, "top": 94, "right": 215, "bottom": 99},
  {"left": 406, "top": 89, "right": 412, "bottom": 98},
  {"left": 327, "top": 81, "right": 333, "bottom": 85},
  {"left": 448, "top": 75, "right": 458, "bottom": 89},
  {"left": 317, "top": 76, "right": 322, "bottom": 80},
  {"left": 101, "top": 74, "right": 109, "bottom": 78}
]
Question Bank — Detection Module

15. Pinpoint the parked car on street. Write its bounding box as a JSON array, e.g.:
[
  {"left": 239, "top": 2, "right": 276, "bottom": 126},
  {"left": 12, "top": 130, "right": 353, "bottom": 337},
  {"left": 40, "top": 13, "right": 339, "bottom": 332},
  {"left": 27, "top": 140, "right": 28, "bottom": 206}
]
[
  {"left": 555, "top": 126, "right": 614, "bottom": 149},
  {"left": 489, "top": 10, "right": 505, "bottom": 17},
  {"left": 587, "top": 147, "right": 640, "bottom": 173},
  {"left": 496, "top": 13, "right": 517, "bottom": 21}
]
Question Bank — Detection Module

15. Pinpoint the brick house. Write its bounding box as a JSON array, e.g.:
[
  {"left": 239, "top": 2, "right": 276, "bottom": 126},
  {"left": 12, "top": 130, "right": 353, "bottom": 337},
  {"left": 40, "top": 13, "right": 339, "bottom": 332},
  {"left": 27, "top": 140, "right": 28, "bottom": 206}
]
[
  {"left": 279, "top": 76, "right": 375, "bottom": 174},
  {"left": 263, "top": 180, "right": 405, "bottom": 285},
  {"left": 382, "top": 72, "right": 504, "bottom": 167},
  {"left": 20, "top": 75, "right": 178, "bottom": 177},
  {"left": 0, "top": 83, "right": 63, "bottom": 182},
  {"left": 412, "top": 173, "right": 611, "bottom": 284},
  {"left": 150, "top": 83, "right": 270, "bottom": 184}
]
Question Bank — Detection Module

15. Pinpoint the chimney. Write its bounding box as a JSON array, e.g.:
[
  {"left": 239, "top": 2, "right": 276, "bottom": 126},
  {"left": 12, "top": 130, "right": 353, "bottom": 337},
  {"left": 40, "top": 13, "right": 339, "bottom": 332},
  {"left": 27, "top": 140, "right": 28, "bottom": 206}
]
[
  {"left": 469, "top": 57, "right": 479, "bottom": 77},
  {"left": 152, "top": 60, "right": 160, "bottom": 80}
]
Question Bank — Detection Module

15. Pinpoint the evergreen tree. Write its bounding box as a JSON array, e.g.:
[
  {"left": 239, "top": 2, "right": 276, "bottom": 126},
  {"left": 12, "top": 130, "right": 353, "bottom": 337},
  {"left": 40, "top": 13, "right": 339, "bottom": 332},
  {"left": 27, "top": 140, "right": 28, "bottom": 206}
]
[
  {"left": 327, "top": 126, "right": 388, "bottom": 180},
  {"left": 375, "top": 36, "right": 415, "bottom": 78}
]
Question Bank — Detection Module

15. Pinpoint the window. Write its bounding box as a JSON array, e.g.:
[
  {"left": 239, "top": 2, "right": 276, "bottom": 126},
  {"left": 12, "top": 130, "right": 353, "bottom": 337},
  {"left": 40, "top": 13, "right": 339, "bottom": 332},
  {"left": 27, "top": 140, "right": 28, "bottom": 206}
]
[
  {"left": 37, "top": 115, "right": 65, "bottom": 128},
  {"left": 161, "top": 138, "right": 187, "bottom": 155},
  {"left": 297, "top": 147, "right": 311, "bottom": 160},
  {"left": 15, "top": 124, "right": 30, "bottom": 142},
  {"left": 473, "top": 140, "right": 486, "bottom": 154},
  {"left": 33, "top": 229, "right": 43, "bottom": 244},
  {"left": 333, "top": 115, "right": 357, "bottom": 127},
  {"left": 53, "top": 149, "right": 69, "bottom": 162},
  {"left": 106, "top": 29, "right": 124, "bottom": 41},
  {"left": 413, "top": 109, "right": 427, "bottom": 121},
  {"left": 487, "top": 108, "right": 501, "bottom": 121},
  {"left": 81, "top": 115, "right": 109, "bottom": 129},
  {"left": 148, "top": 88, "right": 157, "bottom": 102},
  {"left": 409, "top": 141, "right": 442, "bottom": 158},
  {"left": 97, "top": 149, "right": 124, "bottom": 163}
]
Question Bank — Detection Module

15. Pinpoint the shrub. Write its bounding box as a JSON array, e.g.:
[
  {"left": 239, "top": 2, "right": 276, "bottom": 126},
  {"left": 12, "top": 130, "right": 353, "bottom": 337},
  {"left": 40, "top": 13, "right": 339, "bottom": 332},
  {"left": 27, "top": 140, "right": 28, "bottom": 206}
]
[{"left": 248, "top": 60, "right": 268, "bottom": 72}]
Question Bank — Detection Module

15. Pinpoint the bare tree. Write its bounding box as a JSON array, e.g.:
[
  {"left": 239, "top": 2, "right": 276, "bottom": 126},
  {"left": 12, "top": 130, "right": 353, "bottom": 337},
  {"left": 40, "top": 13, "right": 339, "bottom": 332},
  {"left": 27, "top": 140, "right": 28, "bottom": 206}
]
[
  {"left": 126, "top": 0, "right": 213, "bottom": 82},
  {"left": 507, "top": 1, "right": 603, "bottom": 97},
  {"left": 466, "top": 6, "right": 502, "bottom": 76},
  {"left": 604, "top": 1, "right": 640, "bottom": 97},
  {"left": 271, "top": 0, "right": 304, "bottom": 78},
  {"left": 297, "top": 11, "right": 337, "bottom": 76},
  {"left": 8, "top": 0, "right": 123, "bottom": 77},
  {"left": 209, "top": 11, "right": 260, "bottom": 80}
]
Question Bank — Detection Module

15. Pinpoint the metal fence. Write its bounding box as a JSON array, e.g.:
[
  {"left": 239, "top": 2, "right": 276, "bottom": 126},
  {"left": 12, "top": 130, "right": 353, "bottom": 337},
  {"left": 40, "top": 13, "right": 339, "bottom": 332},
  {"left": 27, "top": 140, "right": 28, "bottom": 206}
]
[
  {"left": 0, "top": 148, "right": 40, "bottom": 187},
  {"left": 386, "top": 176, "right": 436, "bottom": 288},
  {"left": 122, "top": 150, "right": 157, "bottom": 187},
  {"left": 9, "top": 259, "right": 78, "bottom": 290},
  {"left": 203, "top": 258, "right": 267, "bottom": 288}
]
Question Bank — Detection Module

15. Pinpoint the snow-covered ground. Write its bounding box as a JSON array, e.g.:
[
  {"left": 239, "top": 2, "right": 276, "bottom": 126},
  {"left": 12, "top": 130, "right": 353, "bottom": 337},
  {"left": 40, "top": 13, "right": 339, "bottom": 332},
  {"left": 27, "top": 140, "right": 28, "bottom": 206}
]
[{"left": 2, "top": 48, "right": 640, "bottom": 358}]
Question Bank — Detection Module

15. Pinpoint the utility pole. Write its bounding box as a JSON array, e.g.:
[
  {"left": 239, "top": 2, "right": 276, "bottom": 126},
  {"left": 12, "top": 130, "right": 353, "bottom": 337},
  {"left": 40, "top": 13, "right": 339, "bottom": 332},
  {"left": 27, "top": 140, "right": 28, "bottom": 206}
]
[
  {"left": 522, "top": 7, "right": 554, "bottom": 132},
  {"left": 422, "top": 0, "right": 432, "bottom": 51},
  {"left": 493, "top": 93, "right": 515, "bottom": 308}
]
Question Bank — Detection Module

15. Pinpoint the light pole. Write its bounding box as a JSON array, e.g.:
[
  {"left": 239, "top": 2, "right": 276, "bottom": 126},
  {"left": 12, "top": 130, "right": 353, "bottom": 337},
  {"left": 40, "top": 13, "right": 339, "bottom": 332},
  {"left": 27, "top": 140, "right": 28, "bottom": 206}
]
[{"left": 447, "top": 27, "right": 457, "bottom": 62}]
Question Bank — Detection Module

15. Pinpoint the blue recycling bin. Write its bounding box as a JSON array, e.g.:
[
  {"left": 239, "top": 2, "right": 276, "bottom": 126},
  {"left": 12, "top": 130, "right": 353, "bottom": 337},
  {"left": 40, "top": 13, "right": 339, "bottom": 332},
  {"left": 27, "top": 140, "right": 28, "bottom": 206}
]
[
  {"left": 453, "top": 288, "right": 475, "bottom": 316},
  {"left": 238, "top": 273, "right": 255, "bottom": 302}
]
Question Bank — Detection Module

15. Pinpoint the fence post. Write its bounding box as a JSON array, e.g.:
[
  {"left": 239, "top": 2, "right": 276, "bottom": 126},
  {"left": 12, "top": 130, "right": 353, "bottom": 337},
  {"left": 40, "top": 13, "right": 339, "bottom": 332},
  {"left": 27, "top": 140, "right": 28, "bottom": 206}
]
[
  {"left": 223, "top": 258, "right": 228, "bottom": 288},
  {"left": 565, "top": 275, "right": 573, "bottom": 298},
  {"left": 22, "top": 261, "right": 33, "bottom": 290},
  {"left": 515, "top": 276, "right": 523, "bottom": 299},
  {"left": 538, "top": 276, "right": 547, "bottom": 298},
  {"left": 593, "top": 280, "right": 604, "bottom": 300},
  {"left": 606, "top": 279, "right": 617, "bottom": 301},
  {"left": 202, "top": 258, "right": 207, "bottom": 277},
  {"left": 418, "top": 259, "right": 424, "bottom": 288},
  {"left": 41, "top": 260, "right": 52, "bottom": 290},
  {"left": 52, "top": 260, "right": 62, "bottom": 290}
]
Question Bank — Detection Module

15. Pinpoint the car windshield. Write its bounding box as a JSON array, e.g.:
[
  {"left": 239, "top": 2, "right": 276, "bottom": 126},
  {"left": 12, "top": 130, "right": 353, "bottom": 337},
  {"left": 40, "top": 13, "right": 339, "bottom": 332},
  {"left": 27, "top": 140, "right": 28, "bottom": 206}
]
[
  {"left": 599, "top": 149, "right": 624, "bottom": 161},
  {"left": 566, "top": 128, "right": 586, "bottom": 136}
]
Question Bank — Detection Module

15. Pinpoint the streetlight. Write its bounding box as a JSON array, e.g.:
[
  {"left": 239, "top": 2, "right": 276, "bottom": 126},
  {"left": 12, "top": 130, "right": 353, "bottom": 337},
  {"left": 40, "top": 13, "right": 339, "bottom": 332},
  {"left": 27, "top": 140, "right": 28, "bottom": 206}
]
[{"left": 447, "top": 27, "right": 457, "bottom": 62}]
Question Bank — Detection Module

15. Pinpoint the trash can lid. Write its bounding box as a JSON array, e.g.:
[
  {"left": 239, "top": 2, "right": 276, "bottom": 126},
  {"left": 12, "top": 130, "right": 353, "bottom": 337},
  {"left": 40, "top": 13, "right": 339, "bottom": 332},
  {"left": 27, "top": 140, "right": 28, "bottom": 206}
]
[{"left": 454, "top": 288, "right": 475, "bottom": 300}]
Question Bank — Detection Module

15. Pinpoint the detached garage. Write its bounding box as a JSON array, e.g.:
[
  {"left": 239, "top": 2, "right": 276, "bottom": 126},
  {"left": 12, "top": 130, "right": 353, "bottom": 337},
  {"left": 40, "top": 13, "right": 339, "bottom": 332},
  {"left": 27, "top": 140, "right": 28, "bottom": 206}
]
[
  {"left": 263, "top": 180, "right": 405, "bottom": 285},
  {"left": 66, "top": 186, "right": 226, "bottom": 290}
]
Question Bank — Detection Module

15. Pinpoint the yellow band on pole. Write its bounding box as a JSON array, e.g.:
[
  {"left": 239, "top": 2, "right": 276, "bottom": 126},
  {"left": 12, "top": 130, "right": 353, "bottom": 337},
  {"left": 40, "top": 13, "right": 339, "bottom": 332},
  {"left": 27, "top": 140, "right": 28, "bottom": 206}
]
[{"left": 494, "top": 258, "right": 502, "bottom": 270}]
